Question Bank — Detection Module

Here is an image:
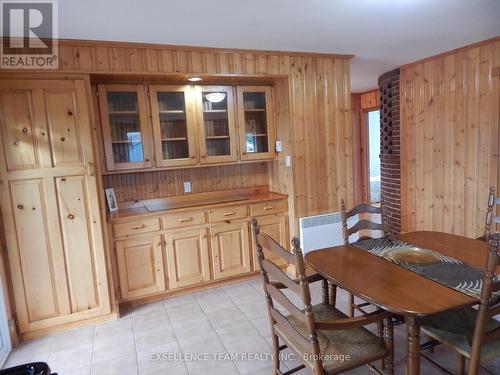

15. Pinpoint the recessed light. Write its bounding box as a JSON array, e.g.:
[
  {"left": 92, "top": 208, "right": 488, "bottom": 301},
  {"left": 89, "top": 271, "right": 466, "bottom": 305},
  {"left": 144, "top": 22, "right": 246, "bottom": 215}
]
[{"left": 187, "top": 76, "right": 202, "bottom": 82}]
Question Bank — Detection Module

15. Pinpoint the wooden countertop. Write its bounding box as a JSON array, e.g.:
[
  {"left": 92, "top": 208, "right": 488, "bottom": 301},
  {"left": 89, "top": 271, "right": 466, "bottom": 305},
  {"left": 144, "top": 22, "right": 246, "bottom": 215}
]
[{"left": 108, "top": 186, "right": 287, "bottom": 222}]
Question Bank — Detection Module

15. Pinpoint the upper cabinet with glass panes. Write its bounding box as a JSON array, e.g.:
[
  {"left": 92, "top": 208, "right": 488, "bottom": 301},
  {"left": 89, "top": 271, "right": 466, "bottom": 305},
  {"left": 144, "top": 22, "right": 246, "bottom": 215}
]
[
  {"left": 98, "top": 84, "right": 153, "bottom": 170},
  {"left": 195, "top": 86, "right": 238, "bottom": 164},
  {"left": 149, "top": 85, "right": 197, "bottom": 167},
  {"left": 236, "top": 86, "right": 275, "bottom": 160},
  {"left": 97, "top": 83, "right": 275, "bottom": 173}
]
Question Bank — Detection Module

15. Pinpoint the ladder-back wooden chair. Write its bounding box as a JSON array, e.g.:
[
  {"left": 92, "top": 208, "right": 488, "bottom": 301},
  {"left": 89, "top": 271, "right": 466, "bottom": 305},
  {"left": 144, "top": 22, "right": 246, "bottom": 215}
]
[
  {"left": 251, "top": 218, "right": 394, "bottom": 375},
  {"left": 478, "top": 186, "right": 500, "bottom": 242},
  {"left": 340, "top": 198, "right": 389, "bottom": 317},
  {"left": 421, "top": 232, "right": 500, "bottom": 375}
]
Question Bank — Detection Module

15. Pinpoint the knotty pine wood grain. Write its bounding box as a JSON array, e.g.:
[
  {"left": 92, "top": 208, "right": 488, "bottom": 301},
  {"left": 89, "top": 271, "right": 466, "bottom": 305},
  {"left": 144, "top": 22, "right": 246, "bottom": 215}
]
[
  {"left": 6, "top": 39, "right": 354, "bottom": 234},
  {"left": 103, "top": 163, "right": 271, "bottom": 203},
  {"left": 400, "top": 38, "right": 500, "bottom": 238}
]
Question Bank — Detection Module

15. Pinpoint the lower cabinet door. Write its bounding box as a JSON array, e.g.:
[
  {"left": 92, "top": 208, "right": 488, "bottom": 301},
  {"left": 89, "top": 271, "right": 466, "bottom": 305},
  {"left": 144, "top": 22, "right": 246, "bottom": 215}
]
[
  {"left": 116, "top": 235, "right": 166, "bottom": 300},
  {"left": 165, "top": 228, "right": 210, "bottom": 289},
  {"left": 210, "top": 221, "right": 251, "bottom": 279},
  {"left": 251, "top": 215, "right": 288, "bottom": 271}
]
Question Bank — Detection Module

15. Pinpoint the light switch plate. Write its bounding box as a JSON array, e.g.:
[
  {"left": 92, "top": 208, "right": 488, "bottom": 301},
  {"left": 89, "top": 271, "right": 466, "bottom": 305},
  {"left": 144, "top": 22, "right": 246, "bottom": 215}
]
[
  {"left": 275, "top": 140, "right": 282, "bottom": 152},
  {"left": 183, "top": 181, "right": 192, "bottom": 193},
  {"left": 285, "top": 155, "right": 291, "bottom": 168}
]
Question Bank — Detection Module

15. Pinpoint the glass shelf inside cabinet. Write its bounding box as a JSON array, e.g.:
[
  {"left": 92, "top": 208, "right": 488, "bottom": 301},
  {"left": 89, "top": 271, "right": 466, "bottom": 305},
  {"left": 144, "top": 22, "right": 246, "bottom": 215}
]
[
  {"left": 156, "top": 92, "right": 189, "bottom": 160},
  {"left": 107, "top": 92, "right": 144, "bottom": 163},
  {"left": 202, "top": 91, "right": 231, "bottom": 157},
  {"left": 243, "top": 92, "right": 268, "bottom": 153}
]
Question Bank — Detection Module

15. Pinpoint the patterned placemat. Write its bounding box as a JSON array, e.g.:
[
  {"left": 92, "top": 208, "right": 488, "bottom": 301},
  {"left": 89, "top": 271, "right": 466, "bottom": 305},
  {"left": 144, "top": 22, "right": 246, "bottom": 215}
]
[{"left": 352, "top": 237, "right": 498, "bottom": 300}]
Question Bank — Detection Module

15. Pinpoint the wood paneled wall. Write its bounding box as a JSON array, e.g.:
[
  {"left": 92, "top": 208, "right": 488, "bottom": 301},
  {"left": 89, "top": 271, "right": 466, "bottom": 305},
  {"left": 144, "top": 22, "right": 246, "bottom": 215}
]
[
  {"left": 400, "top": 38, "right": 500, "bottom": 238},
  {"left": 104, "top": 163, "right": 270, "bottom": 203},
  {"left": 51, "top": 40, "right": 353, "bottom": 232}
]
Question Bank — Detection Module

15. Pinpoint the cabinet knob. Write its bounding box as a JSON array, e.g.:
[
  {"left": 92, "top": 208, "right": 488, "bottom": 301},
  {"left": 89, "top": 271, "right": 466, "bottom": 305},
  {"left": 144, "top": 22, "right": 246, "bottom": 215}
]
[
  {"left": 13, "top": 140, "right": 19, "bottom": 146},
  {"left": 145, "top": 158, "right": 150, "bottom": 162},
  {"left": 60, "top": 137, "right": 66, "bottom": 142},
  {"left": 17, "top": 204, "right": 24, "bottom": 210},
  {"left": 67, "top": 214, "right": 75, "bottom": 220},
  {"left": 22, "top": 127, "right": 28, "bottom": 134},
  {"left": 67, "top": 110, "right": 73, "bottom": 116}
]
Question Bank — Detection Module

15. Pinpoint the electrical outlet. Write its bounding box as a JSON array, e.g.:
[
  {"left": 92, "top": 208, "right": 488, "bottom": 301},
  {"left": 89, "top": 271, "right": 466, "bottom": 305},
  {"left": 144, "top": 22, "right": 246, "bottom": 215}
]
[
  {"left": 285, "top": 155, "right": 291, "bottom": 168},
  {"left": 183, "top": 181, "right": 192, "bottom": 193},
  {"left": 275, "top": 140, "right": 282, "bottom": 152}
]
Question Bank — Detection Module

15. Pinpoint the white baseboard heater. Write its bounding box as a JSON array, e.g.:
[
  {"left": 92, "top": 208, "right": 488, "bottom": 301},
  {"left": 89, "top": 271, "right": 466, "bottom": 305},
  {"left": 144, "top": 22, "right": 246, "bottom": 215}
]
[{"left": 299, "top": 212, "right": 359, "bottom": 253}]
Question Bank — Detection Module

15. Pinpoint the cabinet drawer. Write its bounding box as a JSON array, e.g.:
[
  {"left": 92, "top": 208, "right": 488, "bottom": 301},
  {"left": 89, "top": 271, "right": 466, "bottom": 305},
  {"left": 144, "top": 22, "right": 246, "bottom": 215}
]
[
  {"left": 208, "top": 205, "right": 248, "bottom": 223},
  {"left": 250, "top": 200, "right": 287, "bottom": 217},
  {"left": 163, "top": 211, "right": 206, "bottom": 229},
  {"left": 113, "top": 218, "right": 160, "bottom": 238}
]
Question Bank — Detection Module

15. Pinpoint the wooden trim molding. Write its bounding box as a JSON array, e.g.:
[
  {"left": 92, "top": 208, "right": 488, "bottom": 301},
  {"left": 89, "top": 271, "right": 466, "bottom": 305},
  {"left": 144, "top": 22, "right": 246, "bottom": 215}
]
[
  {"left": 400, "top": 36, "right": 500, "bottom": 69},
  {"left": 56, "top": 38, "right": 354, "bottom": 59}
]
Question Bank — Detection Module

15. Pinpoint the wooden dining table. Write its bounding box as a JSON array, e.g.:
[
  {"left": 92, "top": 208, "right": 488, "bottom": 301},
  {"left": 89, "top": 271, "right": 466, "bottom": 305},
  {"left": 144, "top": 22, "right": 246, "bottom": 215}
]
[{"left": 304, "top": 231, "right": 494, "bottom": 375}]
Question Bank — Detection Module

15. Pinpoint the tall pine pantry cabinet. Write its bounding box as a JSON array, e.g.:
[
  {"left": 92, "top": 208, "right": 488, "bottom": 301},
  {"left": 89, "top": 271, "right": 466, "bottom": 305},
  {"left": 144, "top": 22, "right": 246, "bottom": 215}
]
[{"left": 0, "top": 77, "right": 112, "bottom": 338}]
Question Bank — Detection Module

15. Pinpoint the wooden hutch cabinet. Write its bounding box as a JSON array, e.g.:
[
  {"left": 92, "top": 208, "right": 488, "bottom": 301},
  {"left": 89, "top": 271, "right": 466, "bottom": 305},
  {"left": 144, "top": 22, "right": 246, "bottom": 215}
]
[{"left": 97, "top": 83, "right": 275, "bottom": 172}]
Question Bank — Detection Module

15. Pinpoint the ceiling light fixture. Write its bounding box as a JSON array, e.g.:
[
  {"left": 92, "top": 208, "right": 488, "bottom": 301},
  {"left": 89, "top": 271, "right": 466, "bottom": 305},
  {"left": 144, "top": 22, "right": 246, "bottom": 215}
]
[
  {"left": 204, "top": 92, "right": 226, "bottom": 103},
  {"left": 187, "top": 76, "right": 202, "bottom": 82}
]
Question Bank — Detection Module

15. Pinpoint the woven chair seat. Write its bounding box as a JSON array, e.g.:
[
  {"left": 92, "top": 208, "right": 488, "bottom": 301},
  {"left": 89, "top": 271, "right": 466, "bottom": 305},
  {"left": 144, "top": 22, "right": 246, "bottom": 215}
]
[
  {"left": 275, "top": 304, "right": 386, "bottom": 373},
  {"left": 422, "top": 307, "right": 500, "bottom": 363}
]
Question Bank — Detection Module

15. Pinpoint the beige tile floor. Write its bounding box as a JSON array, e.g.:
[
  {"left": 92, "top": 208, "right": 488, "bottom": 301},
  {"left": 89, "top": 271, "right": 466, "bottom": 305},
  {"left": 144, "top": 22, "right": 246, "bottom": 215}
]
[{"left": 3, "top": 277, "right": 500, "bottom": 375}]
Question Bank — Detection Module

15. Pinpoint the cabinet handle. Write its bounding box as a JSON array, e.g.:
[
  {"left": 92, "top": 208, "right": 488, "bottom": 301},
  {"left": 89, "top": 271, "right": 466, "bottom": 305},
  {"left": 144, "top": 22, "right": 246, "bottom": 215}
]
[
  {"left": 178, "top": 218, "right": 192, "bottom": 223},
  {"left": 130, "top": 224, "right": 145, "bottom": 230},
  {"left": 223, "top": 212, "right": 235, "bottom": 217},
  {"left": 263, "top": 206, "right": 273, "bottom": 211}
]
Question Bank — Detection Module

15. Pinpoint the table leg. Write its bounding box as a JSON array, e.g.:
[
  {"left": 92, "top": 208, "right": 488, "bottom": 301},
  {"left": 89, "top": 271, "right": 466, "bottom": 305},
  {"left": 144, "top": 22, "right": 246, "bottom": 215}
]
[{"left": 406, "top": 316, "right": 421, "bottom": 375}]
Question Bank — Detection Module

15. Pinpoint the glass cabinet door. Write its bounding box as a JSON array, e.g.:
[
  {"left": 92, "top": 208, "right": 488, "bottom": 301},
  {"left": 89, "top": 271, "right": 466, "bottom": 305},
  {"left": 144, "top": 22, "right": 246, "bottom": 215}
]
[
  {"left": 236, "top": 86, "right": 275, "bottom": 160},
  {"left": 98, "top": 84, "right": 152, "bottom": 170},
  {"left": 196, "top": 86, "right": 237, "bottom": 164},
  {"left": 149, "top": 85, "right": 197, "bottom": 167}
]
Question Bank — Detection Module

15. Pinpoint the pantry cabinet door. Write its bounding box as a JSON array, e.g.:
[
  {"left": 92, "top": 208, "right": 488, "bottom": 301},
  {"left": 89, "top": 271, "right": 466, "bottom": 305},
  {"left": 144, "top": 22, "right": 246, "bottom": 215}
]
[
  {"left": 44, "top": 89, "right": 85, "bottom": 167},
  {"left": 8, "top": 178, "right": 71, "bottom": 331},
  {"left": 0, "top": 79, "right": 111, "bottom": 335},
  {"left": 0, "top": 89, "right": 40, "bottom": 171}
]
